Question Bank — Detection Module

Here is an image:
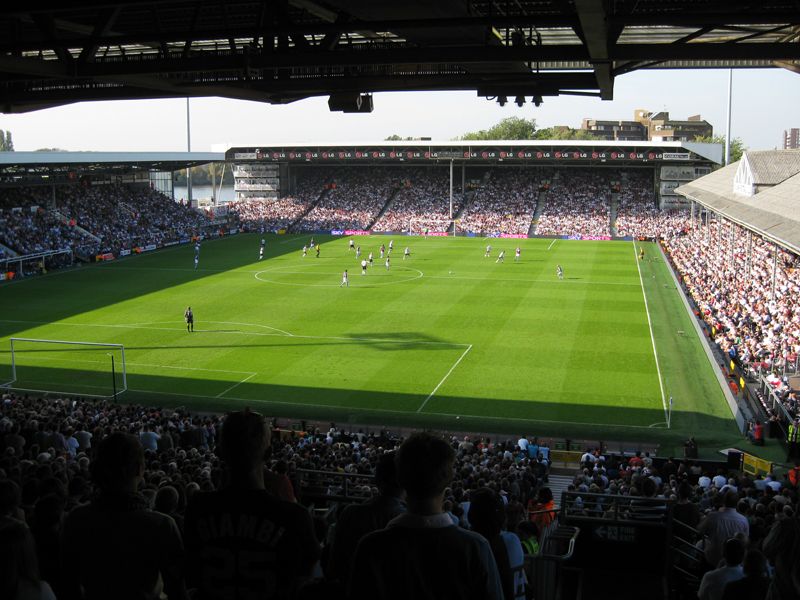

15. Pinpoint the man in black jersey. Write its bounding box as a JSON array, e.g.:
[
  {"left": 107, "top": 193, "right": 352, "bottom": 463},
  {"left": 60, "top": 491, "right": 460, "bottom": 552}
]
[{"left": 184, "top": 410, "right": 319, "bottom": 599}]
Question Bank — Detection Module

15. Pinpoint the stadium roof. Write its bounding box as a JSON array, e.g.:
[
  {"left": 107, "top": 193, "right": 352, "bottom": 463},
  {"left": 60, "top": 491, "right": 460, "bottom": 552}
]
[
  {"left": 675, "top": 151, "right": 800, "bottom": 255},
  {"left": 0, "top": 151, "right": 224, "bottom": 185},
  {"left": 0, "top": 151, "right": 223, "bottom": 170},
  {"left": 1, "top": 1, "right": 798, "bottom": 113}
]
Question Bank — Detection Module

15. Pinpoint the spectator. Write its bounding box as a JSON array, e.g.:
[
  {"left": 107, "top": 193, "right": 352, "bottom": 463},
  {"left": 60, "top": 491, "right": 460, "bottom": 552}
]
[
  {"left": 0, "top": 518, "right": 57, "bottom": 600},
  {"left": 349, "top": 431, "right": 503, "bottom": 600},
  {"left": 721, "top": 549, "right": 769, "bottom": 600},
  {"left": 698, "top": 537, "right": 745, "bottom": 600},
  {"left": 469, "top": 486, "right": 526, "bottom": 600},
  {"left": 327, "top": 451, "right": 406, "bottom": 583},
  {"left": 762, "top": 515, "right": 800, "bottom": 600},
  {"left": 184, "top": 409, "right": 320, "bottom": 599},
  {"left": 60, "top": 432, "right": 186, "bottom": 600},
  {"left": 697, "top": 491, "right": 750, "bottom": 567}
]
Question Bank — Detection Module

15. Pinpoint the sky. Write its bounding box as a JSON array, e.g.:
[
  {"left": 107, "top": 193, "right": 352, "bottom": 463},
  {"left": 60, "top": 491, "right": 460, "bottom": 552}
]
[{"left": 1, "top": 68, "right": 798, "bottom": 153}]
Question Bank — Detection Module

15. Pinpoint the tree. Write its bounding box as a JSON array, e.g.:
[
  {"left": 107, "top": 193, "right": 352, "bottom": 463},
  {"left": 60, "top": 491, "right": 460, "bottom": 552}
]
[
  {"left": 173, "top": 164, "right": 233, "bottom": 186},
  {"left": 0, "top": 129, "right": 12, "bottom": 151},
  {"left": 694, "top": 134, "right": 747, "bottom": 164},
  {"left": 534, "top": 127, "right": 600, "bottom": 141},
  {"left": 459, "top": 117, "right": 538, "bottom": 141}
]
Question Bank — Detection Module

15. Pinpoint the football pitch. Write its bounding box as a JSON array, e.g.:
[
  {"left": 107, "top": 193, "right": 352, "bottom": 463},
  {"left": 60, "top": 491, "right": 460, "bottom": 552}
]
[{"left": 0, "top": 233, "right": 742, "bottom": 451}]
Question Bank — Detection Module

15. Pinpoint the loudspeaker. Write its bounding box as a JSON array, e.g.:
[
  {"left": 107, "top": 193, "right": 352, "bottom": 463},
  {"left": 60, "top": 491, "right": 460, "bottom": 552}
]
[{"left": 727, "top": 450, "right": 742, "bottom": 470}]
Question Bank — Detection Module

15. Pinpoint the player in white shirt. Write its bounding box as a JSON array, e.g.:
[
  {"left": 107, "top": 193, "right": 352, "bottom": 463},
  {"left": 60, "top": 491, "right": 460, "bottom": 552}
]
[
  {"left": 496, "top": 250, "right": 505, "bottom": 263},
  {"left": 361, "top": 259, "right": 368, "bottom": 275},
  {"left": 385, "top": 257, "right": 390, "bottom": 271},
  {"left": 389, "top": 239, "right": 394, "bottom": 253},
  {"left": 380, "top": 244, "right": 385, "bottom": 259},
  {"left": 302, "top": 245, "right": 308, "bottom": 257},
  {"left": 356, "top": 245, "right": 361, "bottom": 259},
  {"left": 349, "top": 239, "right": 355, "bottom": 251},
  {"left": 368, "top": 251, "right": 374, "bottom": 265},
  {"left": 403, "top": 247, "right": 410, "bottom": 260},
  {"left": 485, "top": 244, "right": 492, "bottom": 258},
  {"left": 340, "top": 269, "right": 349, "bottom": 287},
  {"left": 515, "top": 247, "right": 521, "bottom": 262},
  {"left": 258, "top": 246, "right": 264, "bottom": 260},
  {"left": 556, "top": 264, "right": 563, "bottom": 279}
]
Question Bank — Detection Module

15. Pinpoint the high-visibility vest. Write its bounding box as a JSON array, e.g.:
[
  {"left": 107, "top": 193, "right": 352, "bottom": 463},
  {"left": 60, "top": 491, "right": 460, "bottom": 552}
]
[{"left": 788, "top": 423, "right": 800, "bottom": 443}]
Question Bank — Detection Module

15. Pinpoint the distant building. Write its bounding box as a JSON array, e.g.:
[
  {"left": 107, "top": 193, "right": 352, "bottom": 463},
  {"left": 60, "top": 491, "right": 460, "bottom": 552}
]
[
  {"left": 784, "top": 128, "right": 800, "bottom": 149},
  {"left": 580, "top": 118, "right": 646, "bottom": 141},
  {"left": 580, "top": 109, "right": 713, "bottom": 142}
]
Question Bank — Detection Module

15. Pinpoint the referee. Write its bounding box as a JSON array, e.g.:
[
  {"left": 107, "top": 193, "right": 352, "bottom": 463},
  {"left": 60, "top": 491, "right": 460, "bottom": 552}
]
[{"left": 184, "top": 306, "right": 194, "bottom": 332}]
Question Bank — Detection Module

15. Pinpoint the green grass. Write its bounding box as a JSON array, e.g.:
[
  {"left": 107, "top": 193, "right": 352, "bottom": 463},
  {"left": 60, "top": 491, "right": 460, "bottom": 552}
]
[{"left": 0, "top": 233, "right": 745, "bottom": 455}]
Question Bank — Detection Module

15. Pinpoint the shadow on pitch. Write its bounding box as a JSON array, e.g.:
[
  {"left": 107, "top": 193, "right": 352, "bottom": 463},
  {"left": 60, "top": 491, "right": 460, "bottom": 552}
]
[{"left": 0, "top": 363, "right": 742, "bottom": 447}]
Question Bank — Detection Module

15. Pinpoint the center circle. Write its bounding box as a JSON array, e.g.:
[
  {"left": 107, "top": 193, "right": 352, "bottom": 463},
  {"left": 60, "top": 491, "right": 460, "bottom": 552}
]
[{"left": 254, "top": 264, "right": 424, "bottom": 287}]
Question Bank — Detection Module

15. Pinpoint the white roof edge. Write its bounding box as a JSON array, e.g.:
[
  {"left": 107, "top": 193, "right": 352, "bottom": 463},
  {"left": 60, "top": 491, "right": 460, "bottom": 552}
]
[{"left": 0, "top": 151, "right": 224, "bottom": 165}]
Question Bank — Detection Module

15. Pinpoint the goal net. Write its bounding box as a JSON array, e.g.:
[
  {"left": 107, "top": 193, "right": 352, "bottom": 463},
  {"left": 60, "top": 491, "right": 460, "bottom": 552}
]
[{"left": 1, "top": 337, "right": 127, "bottom": 399}]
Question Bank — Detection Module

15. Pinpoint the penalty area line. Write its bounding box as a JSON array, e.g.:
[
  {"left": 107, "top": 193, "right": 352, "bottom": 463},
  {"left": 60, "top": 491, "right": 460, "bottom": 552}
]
[
  {"left": 547, "top": 239, "right": 557, "bottom": 251},
  {"left": 417, "top": 344, "right": 472, "bottom": 413},
  {"left": 215, "top": 373, "right": 258, "bottom": 398}
]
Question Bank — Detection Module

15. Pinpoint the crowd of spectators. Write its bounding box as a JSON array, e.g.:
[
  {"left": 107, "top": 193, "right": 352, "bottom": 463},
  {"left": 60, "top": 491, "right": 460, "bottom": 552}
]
[
  {"left": 0, "top": 188, "right": 97, "bottom": 257},
  {"left": 55, "top": 184, "right": 210, "bottom": 256},
  {"left": 662, "top": 218, "right": 800, "bottom": 391},
  {"left": 295, "top": 168, "right": 399, "bottom": 232},
  {"left": 0, "top": 184, "right": 210, "bottom": 261},
  {"left": 0, "top": 391, "right": 554, "bottom": 598},
  {"left": 562, "top": 450, "right": 800, "bottom": 600},
  {"left": 535, "top": 170, "right": 612, "bottom": 237},
  {"left": 459, "top": 169, "right": 539, "bottom": 236},
  {"left": 229, "top": 169, "right": 331, "bottom": 231},
  {"left": 372, "top": 168, "right": 464, "bottom": 233},
  {"left": 2, "top": 391, "right": 800, "bottom": 599}
]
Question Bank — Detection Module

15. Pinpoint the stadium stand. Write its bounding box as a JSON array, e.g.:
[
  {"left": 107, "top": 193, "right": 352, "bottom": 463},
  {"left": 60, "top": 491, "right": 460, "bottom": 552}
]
[
  {"left": 0, "top": 184, "right": 211, "bottom": 262},
  {"left": 229, "top": 168, "right": 332, "bottom": 231},
  {"left": 536, "top": 169, "right": 613, "bottom": 238},
  {"left": 294, "top": 167, "right": 400, "bottom": 232},
  {"left": 372, "top": 168, "right": 465, "bottom": 234},
  {"left": 458, "top": 169, "right": 539, "bottom": 236},
  {"left": 1, "top": 392, "right": 799, "bottom": 598}
]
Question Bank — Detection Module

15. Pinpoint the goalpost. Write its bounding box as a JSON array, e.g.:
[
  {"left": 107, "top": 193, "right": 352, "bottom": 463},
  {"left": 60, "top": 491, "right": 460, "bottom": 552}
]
[{"left": 2, "top": 337, "right": 127, "bottom": 400}]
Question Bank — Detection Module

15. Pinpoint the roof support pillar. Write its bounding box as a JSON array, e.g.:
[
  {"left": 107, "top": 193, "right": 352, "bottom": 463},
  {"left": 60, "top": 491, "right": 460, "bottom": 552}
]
[
  {"left": 772, "top": 243, "right": 778, "bottom": 301},
  {"left": 746, "top": 230, "right": 752, "bottom": 280}
]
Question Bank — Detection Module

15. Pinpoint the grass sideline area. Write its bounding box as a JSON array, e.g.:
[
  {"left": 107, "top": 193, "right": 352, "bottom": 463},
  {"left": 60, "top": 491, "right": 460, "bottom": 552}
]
[{"left": 0, "top": 233, "right": 746, "bottom": 455}]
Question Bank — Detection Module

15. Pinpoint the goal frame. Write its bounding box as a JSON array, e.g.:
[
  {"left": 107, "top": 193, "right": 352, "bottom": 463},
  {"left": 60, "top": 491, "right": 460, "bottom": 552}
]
[{"left": 2, "top": 337, "right": 127, "bottom": 399}]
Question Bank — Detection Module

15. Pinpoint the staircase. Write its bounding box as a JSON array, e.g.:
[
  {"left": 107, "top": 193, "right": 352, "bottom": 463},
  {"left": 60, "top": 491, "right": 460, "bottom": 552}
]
[
  {"left": 453, "top": 171, "right": 491, "bottom": 222},
  {"left": 367, "top": 188, "right": 401, "bottom": 230},
  {"left": 289, "top": 188, "right": 328, "bottom": 231},
  {"left": 0, "top": 240, "right": 18, "bottom": 258},
  {"left": 51, "top": 210, "right": 101, "bottom": 242},
  {"left": 528, "top": 190, "right": 548, "bottom": 236},
  {"left": 609, "top": 193, "right": 620, "bottom": 237},
  {"left": 547, "top": 474, "right": 574, "bottom": 509}
]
